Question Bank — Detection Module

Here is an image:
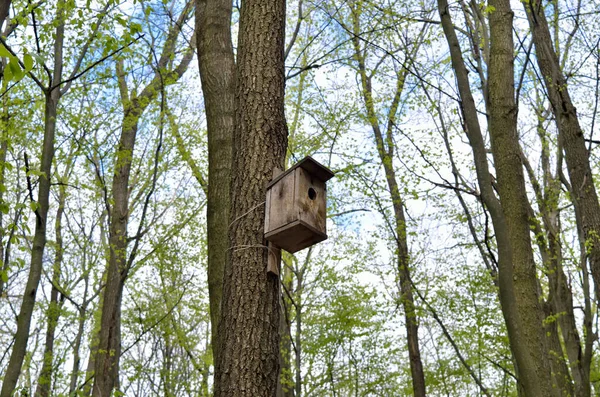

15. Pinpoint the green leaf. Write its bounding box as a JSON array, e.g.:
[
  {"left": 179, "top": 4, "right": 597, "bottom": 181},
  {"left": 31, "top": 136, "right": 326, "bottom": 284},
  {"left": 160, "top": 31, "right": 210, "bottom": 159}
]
[
  {"left": 32, "top": 53, "right": 45, "bottom": 66},
  {"left": 0, "top": 202, "right": 8, "bottom": 214},
  {"left": 23, "top": 54, "right": 33, "bottom": 72},
  {"left": 3, "top": 62, "right": 12, "bottom": 82},
  {"left": 29, "top": 201, "right": 39, "bottom": 212},
  {"left": 0, "top": 43, "right": 10, "bottom": 57},
  {"left": 8, "top": 57, "right": 21, "bottom": 76},
  {"left": 130, "top": 22, "right": 142, "bottom": 35}
]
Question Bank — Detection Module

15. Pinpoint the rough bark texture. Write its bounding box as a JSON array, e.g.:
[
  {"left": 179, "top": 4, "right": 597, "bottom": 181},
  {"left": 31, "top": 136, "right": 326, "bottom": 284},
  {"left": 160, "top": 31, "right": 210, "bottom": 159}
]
[
  {"left": 213, "top": 0, "right": 288, "bottom": 393},
  {"left": 487, "top": 1, "right": 554, "bottom": 395},
  {"left": 524, "top": 5, "right": 600, "bottom": 379},
  {"left": 0, "top": 11, "right": 63, "bottom": 395},
  {"left": 195, "top": 0, "right": 235, "bottom": 368}
]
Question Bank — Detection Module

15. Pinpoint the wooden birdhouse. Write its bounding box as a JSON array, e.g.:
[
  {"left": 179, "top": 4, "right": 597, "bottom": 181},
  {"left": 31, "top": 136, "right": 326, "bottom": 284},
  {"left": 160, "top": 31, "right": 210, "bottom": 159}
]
[{"left": 264, "top": 156, "right": 335, "bottom": 253}]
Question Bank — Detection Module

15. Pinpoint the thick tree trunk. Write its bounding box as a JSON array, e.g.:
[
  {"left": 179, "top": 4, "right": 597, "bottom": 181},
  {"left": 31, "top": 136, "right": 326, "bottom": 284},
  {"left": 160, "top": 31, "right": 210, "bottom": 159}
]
[
  {"left": 195, "top": 0, "right": 235, "bottom": 368},
  {"left": 0, "top": 11, "right": 63, "bottom": 392},
  {"left": 213, "top": 0, "right": 288, "bottom": 393},
  {"left": 487, "top": 1, "right": 554, "bottom": 395}
]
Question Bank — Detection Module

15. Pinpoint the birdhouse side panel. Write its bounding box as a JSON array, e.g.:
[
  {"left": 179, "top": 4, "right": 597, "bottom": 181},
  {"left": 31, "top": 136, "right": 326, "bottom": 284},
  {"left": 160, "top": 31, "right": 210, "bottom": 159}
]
[
  {"left": 264, "top": 171, "right": 298, "bottom": 234},
  {"left": 295, "top": 167, "right": 327, "bottom": 234}
]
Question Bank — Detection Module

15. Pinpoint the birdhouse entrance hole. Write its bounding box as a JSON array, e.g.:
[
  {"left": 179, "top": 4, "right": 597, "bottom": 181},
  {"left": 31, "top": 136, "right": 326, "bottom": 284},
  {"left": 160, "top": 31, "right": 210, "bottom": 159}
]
[{"left": 308, "top": 187, "right": 317, "bottom": 200}]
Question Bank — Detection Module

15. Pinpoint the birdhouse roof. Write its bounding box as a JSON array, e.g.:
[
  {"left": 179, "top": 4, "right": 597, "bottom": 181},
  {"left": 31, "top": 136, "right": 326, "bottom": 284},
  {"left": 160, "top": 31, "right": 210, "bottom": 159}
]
[{"left": 267, "top": 156, "right": 335, "bottom": 189}]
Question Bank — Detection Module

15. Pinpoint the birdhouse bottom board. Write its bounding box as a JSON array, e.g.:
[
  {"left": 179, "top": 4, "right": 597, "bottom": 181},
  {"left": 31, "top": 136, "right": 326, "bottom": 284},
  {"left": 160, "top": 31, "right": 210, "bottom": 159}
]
[{"left": 265, "top": 220, "right": 327, "bottom": 254}]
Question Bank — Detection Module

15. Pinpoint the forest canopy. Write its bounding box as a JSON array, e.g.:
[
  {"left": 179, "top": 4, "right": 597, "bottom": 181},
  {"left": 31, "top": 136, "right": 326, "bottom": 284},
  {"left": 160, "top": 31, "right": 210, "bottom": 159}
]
[{"left": 0, "top": 0, "right": 599, "bottom": 396}]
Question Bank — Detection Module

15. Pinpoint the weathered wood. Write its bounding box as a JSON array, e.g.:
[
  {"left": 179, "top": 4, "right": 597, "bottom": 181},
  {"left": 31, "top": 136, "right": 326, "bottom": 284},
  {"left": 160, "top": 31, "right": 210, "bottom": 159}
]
[
  {"left": 266, "top": 172, "right": 297, "bottom": 232},
  {"left": 265, "top": 220, "right": 326, "bottom": 253},
  {"left": 266, "top": 242, "right": 281, "bottom": 276},
  {"left": 296, "top": 167, "right": 326, "bottom": 232},
  {"left": 264, "top": 156, "right": 333, "bottom": 253},
  {"left": 267, "top": 168, "right": 283, "bottom": 276}
]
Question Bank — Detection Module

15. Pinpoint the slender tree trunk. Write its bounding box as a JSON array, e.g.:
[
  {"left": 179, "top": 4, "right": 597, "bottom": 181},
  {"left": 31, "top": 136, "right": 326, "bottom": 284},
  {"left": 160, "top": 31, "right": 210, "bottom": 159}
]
[
  {"left": 195, "top": 0, "right": 235, "bottom": 369},
  {"left": 279, "top": 260, "right": 294, "bottom": 397},
  {"left": 69, "top": 297, "right": 89, "bottom": 393},
  {"left": 213, "top": 0, "right": 288, "bottom": 393},
  {"left": 35, "top": 170, "right": 70, "bottom": 397},
  {"left": 92, "top": 8, "right": 194, "bottom": 394},
  {"left": 487, "top": 1, "right": 554, "bottom": 395},
  {"left": 0, "top": 108, "right": 8, "bottom": 296},
  {"left": 348, "top": 5, "right": 426, "bottom": 394},
  {"left": 524, "top": 5, "right": 600, "bottom": 374},
  {"left": 0, "top": 9, "right": 64, "bottom": 394},
  {"left": 91, "top": 104, "right": 136, "bottom": 397},
  {"left": 294, "top": 269, "right": 303, "bottom": 397},
  {"left": 437, "top": 1, "right": 557, "bottom": 394},
  {"left": 524, "top": 94, "right": 590, "bottom": 397}
]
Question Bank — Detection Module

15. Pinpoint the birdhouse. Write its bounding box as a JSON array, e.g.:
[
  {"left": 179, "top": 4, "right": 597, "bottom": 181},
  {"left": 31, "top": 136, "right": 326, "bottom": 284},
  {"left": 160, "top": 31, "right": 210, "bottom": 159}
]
[{"left": 264, "top": 156, "right": 335, "bottom": 253}]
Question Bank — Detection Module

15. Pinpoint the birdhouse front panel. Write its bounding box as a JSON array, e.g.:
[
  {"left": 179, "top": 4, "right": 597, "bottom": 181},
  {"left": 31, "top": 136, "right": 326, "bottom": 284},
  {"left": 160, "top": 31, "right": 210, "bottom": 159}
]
[
  {"left": 264, "top": 156, "right": 334, "bottom": 254},
  {"left": 295, "top": 167, "right": 326, "bottom": 232}
]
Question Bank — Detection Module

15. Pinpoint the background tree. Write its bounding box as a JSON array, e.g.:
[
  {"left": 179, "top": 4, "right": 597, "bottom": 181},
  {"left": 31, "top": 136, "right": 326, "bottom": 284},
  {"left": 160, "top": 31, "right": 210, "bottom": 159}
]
[{"left": 195, "top": 0, "right": 234, "bottom": 369}]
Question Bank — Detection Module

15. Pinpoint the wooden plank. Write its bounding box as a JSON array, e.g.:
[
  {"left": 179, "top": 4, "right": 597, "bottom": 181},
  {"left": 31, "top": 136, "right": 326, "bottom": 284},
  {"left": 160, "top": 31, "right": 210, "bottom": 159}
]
[
  {"left": 266, "top": 241, "right": 281, "bottom": 276},
  {"left": 265, "top": 170, "right": 296, "bottom": 233},
  {"left": 265, "top": 220, "right": 327, "bottom": 253},
  {"left": 296, "top": 167, "right": 326, "bottom": 233},
  {"left": 264, "top": 187, "right": 271, "bottom": 234},
  {"left": 266, "top": 167, "right": 283, "bottom": 276}
]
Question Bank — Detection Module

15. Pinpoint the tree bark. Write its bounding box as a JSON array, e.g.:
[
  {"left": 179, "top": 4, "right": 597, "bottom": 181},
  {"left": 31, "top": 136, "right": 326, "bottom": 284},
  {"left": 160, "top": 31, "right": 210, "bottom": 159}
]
[
  {"left": 0, "top": 6, "right": 64, "bottom": 394},
  {"left": 487, "top": 1, "right": 554, "bottom": 395},
  {"left": 438, "top": 1, "right": 557, "bottom": 395},
  {"left": 34, "top": 161, "right": 71, "bottom": 397},
  {"left": 523, "top": 94, "right": 590, "bottom": 397},
  {"left": 91, "top": 7, "right": 194, "bottom": 394},
  {"left": 348, "top": 6, "right": 426, "bottom": 395},
  {"left": 0, "top": 0, "right": 10, "bottom": 30},
  {"left": 195, "top": 0, "right": 235, "bottom": 369},
  {"left": 524, "top": 9, "right": 600, "bottom": 390},
  {"left": 0, "top": 106, "right": 8, "bottom": 297},
  {"left": 213, "top": 0, "right": 288, "bottom": 393},
  {"left": 278, "top": 259, "right": 294, "bottom": 397}
]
